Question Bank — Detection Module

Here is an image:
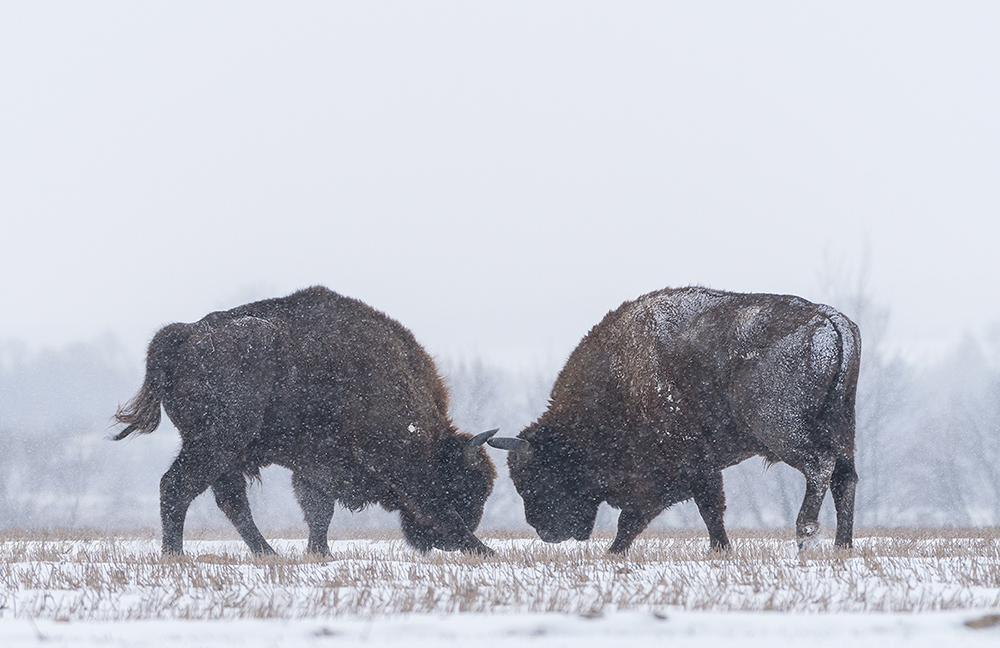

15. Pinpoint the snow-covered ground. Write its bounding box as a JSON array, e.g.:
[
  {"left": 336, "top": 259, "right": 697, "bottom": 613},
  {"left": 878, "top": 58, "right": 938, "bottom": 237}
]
[
  {"left": 1, "top": 534, "right": 999, "bottom": 646},
  {"left": 2, "top": 609, "right": 1000, "bottom": 647}
]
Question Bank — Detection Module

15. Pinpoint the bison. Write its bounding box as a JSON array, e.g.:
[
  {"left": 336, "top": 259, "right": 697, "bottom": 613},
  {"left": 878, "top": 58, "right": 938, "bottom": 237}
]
[
  {"left": 114, "top": 286, "right": 498, "bottom": 556},
  {"left": 488, "top": 287, "right": 860, "bottom": 553}
]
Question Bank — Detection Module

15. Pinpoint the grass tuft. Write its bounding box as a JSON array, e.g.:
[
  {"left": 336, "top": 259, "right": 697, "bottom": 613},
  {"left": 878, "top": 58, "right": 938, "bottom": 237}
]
[{"left": 1, "top": 527, "right": 999, "bottom": 621}]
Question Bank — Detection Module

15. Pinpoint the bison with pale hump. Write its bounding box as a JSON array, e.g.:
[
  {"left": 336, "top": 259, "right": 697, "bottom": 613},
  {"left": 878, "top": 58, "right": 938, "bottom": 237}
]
[
  {"left": 489, "top": 287, "right": 861, "bottom": 554},
  {"left": 115, "top": 286, "right": 498, "bottom": 556}
]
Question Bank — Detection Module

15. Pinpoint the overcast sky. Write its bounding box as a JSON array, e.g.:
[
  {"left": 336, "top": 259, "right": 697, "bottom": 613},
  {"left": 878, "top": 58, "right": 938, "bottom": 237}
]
[{"left": 2, "top": 3, "right": 998, "bottom": 368}]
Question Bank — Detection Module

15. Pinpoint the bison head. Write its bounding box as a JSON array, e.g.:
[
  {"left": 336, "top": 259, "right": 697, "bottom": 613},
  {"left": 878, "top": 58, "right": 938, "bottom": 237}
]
[
  {"left": 400, "top": 429, "right": 498, "bottom": 552},
  {"left": 490, "top": 424, "right": 600, "bottom": 544}
]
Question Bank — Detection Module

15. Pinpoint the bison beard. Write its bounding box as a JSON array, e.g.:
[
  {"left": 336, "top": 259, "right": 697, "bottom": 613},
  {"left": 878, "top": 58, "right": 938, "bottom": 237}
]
[
  {"left": 114, "top": 286, "right": 498, "bottom": 556},
  {"left": 489, "top": 287, "right": 861, "bottom": 554}
]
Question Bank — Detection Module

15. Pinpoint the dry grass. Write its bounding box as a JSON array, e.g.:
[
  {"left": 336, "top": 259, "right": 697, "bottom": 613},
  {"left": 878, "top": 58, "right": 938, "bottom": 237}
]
[{"left": 2, "top": 527, "right": 1000, "bottom": 621}]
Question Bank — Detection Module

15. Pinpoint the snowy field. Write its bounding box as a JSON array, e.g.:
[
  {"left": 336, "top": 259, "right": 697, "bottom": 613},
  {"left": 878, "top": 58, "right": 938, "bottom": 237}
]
[{"left": 2, "top": 529, "right": 1000, "bottom": 646}]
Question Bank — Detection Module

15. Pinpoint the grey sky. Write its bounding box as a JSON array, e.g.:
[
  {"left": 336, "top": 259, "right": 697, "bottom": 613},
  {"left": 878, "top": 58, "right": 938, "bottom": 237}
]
[{"left": 2, "top": 3, "right": 998, "bottom": 367}]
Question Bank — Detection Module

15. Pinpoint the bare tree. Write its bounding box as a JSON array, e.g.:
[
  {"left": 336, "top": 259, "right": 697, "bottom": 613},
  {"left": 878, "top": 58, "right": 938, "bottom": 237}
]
[{"left": 813, "top": 249, "right": 916, "bottom": 527}]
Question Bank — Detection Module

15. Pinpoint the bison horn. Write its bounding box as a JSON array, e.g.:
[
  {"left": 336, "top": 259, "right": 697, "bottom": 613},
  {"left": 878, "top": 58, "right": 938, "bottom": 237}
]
[
  {"left": 463, "top": 428, "right": 499, "bottom": 464},
  {"left": 486, "top": 436, "right": 533, "bottom": 461}
]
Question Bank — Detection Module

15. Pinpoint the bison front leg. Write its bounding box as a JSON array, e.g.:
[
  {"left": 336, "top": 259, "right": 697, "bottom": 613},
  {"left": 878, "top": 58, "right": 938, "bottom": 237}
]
[
  {"left": 400, "top": 509, "right": 494, "bottom": 556},
  {"left": 292, "top": 473, "right": 337, "bottom": 556},
  {"left": 608, "top": 507, "right": 662, "bottom": 555},
  {"left": 212, "top": 472, "right": 276, "bottom": 556},
  {"left": 393, "top": 488, "right": 494, "bottom": 556},
  {"left": 445, "top": 511, "right": 495, "bottom": 556},
  {"left": 691, "top": 469, "right": 730, "bottom": 551}
]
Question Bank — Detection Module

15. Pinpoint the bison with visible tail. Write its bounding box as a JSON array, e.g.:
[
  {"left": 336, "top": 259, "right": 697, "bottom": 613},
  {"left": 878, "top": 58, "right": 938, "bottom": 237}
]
[
  {"left": 115, "top": 286, "right": 498, "bottom": 556},
  {"left": 489, "top": 287, "right": 860, "bottom": 553}
]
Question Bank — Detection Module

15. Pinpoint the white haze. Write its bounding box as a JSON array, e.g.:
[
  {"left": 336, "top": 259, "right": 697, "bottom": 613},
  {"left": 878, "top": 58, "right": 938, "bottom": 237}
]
[
  {"left": 1, "top": 4, "right": 1000, "bottom": 534},
  {"left": 1, "top": 2, "right": 999, "bottom": 370}
]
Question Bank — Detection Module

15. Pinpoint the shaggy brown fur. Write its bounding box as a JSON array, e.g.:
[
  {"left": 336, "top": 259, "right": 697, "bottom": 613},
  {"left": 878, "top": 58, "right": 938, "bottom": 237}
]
[
  {"left": 490, "top": 287, "right": 860, "bottom": 553},
  {"left": 116, "top": 287, "right": 497, "bottom": 556}
]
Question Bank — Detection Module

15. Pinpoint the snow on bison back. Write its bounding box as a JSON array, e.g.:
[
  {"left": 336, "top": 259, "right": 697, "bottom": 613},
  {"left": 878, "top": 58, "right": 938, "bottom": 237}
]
[
  {"left": 114, "top": 286, "right": 498, "bottom": 556},
  {"left": 489, "top": 286, "right": 861, "bottom": 554}
]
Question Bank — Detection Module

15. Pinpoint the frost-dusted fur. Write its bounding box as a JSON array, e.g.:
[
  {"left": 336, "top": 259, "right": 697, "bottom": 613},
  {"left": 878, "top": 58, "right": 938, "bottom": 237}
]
[
  {"left": 492, "top": 287, "right": 860, "bottom": 553},
  {"left": 115, "top": 287, "right": 496, "bottom": 556}
]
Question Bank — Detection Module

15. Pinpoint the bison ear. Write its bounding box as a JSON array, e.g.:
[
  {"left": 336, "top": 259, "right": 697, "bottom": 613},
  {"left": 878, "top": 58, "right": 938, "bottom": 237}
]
[
  {"left": 463, "top": 428, "right": 499, "bottom": 465},
  {"left": 487, "top": 436, "right": 534, "bottom": 461}
]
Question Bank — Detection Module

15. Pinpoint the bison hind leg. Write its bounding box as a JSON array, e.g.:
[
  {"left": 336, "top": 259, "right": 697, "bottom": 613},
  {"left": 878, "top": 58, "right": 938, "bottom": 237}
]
[
  {"left": 160, "top": 446, "right": 229, "bottom": 555},
  {"left": 794, "top": 458, "right": 837, "bottom": 551},
  {"left": 830, "top": 455, "right": 857, "bottom": 548},
  {"left": 211, "top": 472, "right": 276, "bottom": 556}
]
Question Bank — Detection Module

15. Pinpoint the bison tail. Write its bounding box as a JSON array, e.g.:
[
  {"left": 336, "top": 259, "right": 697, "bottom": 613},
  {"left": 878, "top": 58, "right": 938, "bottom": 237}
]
[
  {"left": 820, "top": 308, "right": 862, "bottom": 456},
  {"left": 112, "top": 323, "right": 191, "bottom": 440},
  {"left": 827, "top": 310, "right": 862, "bottom": 411}
]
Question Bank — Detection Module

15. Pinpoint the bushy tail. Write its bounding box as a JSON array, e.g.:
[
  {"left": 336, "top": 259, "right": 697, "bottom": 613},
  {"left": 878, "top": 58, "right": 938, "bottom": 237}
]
[
  {"left": 112, "top": 323, "right": 191, "bottom": 440},
  {"left": 820, "top": 307, "right": 862, "bottom": 457},
  {"left": 830, "top": 311, "right": 861, "bottom": 408}
]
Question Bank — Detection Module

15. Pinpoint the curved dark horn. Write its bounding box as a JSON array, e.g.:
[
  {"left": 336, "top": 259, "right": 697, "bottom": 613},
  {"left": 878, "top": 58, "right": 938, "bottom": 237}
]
[
  {"left": 487, "top": 436, "right": 533, "bottom": 461},
  {"left": 463, "top": 428, "right": 499, "bottom": 464}
]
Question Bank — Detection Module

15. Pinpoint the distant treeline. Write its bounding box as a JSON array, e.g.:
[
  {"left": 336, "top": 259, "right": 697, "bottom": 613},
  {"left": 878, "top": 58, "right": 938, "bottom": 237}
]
[{"left": 1, "top": 291, "right": 999, "bottom": 536}]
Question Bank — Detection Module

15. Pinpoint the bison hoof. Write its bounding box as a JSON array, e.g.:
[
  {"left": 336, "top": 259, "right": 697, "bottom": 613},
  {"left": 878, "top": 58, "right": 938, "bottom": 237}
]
[
  {"left": 795, "top": 523, "right": 819, "bottom": 547},
  {"left": 798, "top": 538, "right": 836, "bottom": 553},
  {"left": 306, "top": 547, "right": 333, "bottom": 559},
  {"left": 798, "top": 538, "right": 819, "bottom": 552}
]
